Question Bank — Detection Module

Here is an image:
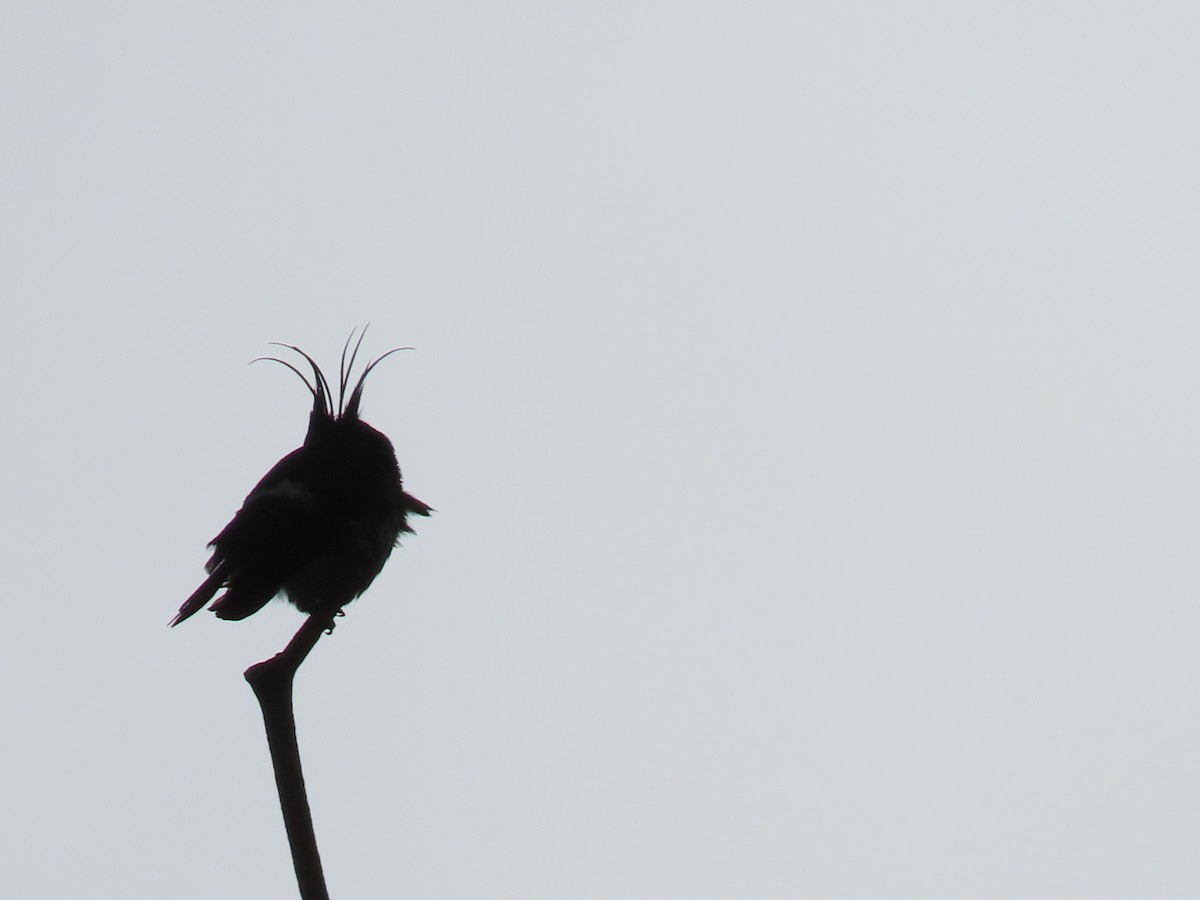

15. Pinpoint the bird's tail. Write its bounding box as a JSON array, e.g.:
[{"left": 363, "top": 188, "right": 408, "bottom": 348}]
[
  {"left": 209, "top": 587, "right": 277, "bottom": 621},
  {"left": 169, "top": 568, "right": 225, "bottom": 627}
]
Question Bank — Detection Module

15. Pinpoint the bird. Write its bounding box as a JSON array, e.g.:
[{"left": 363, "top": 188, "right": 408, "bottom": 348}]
[{"left": 170, "top": 330, "right": 431, "bottom": 627}]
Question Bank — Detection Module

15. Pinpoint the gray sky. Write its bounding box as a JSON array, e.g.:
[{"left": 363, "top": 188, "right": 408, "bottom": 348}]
[{"left": 3, "top": 3, "right": 1198, "bottom": 897}]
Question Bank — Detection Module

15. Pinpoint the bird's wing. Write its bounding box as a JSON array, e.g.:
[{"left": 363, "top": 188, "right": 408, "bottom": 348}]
[{"left": 201, "top": 449, "right": 328, "bottom": 620}]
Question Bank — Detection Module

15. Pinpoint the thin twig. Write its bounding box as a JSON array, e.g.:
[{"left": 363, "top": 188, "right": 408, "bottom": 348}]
[{"left": 245, "top": 609, "right": 341, "bottom": 900}]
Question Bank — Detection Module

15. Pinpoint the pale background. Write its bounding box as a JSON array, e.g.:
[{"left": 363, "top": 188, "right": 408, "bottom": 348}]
[{"left": 3, "top": 3, "right": 1198, "bottom": 898}]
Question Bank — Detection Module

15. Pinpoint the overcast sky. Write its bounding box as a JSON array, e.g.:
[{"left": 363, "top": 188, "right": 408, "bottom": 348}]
[{"left": 3, "top": 3, "right": 1198, "bottom": 898}]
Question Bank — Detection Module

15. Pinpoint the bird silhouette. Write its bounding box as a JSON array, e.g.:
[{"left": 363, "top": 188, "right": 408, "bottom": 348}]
[{"left": 170, "top": 331, "right": 431, "bottom": 626}]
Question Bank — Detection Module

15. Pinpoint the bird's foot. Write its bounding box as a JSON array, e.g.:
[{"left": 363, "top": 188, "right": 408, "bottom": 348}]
[{"left": 321, "top": 608, "right": 346, "bottom": 634}]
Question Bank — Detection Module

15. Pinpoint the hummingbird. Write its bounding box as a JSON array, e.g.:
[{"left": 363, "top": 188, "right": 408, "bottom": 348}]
[{"left": 170, "top": 331, "right": 431, "bottom": 626}]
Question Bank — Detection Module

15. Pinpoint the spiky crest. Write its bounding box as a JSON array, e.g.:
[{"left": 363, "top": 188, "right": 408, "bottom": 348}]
[{"left": 251, "top": 328, "right": 413, "bottom": 421}]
